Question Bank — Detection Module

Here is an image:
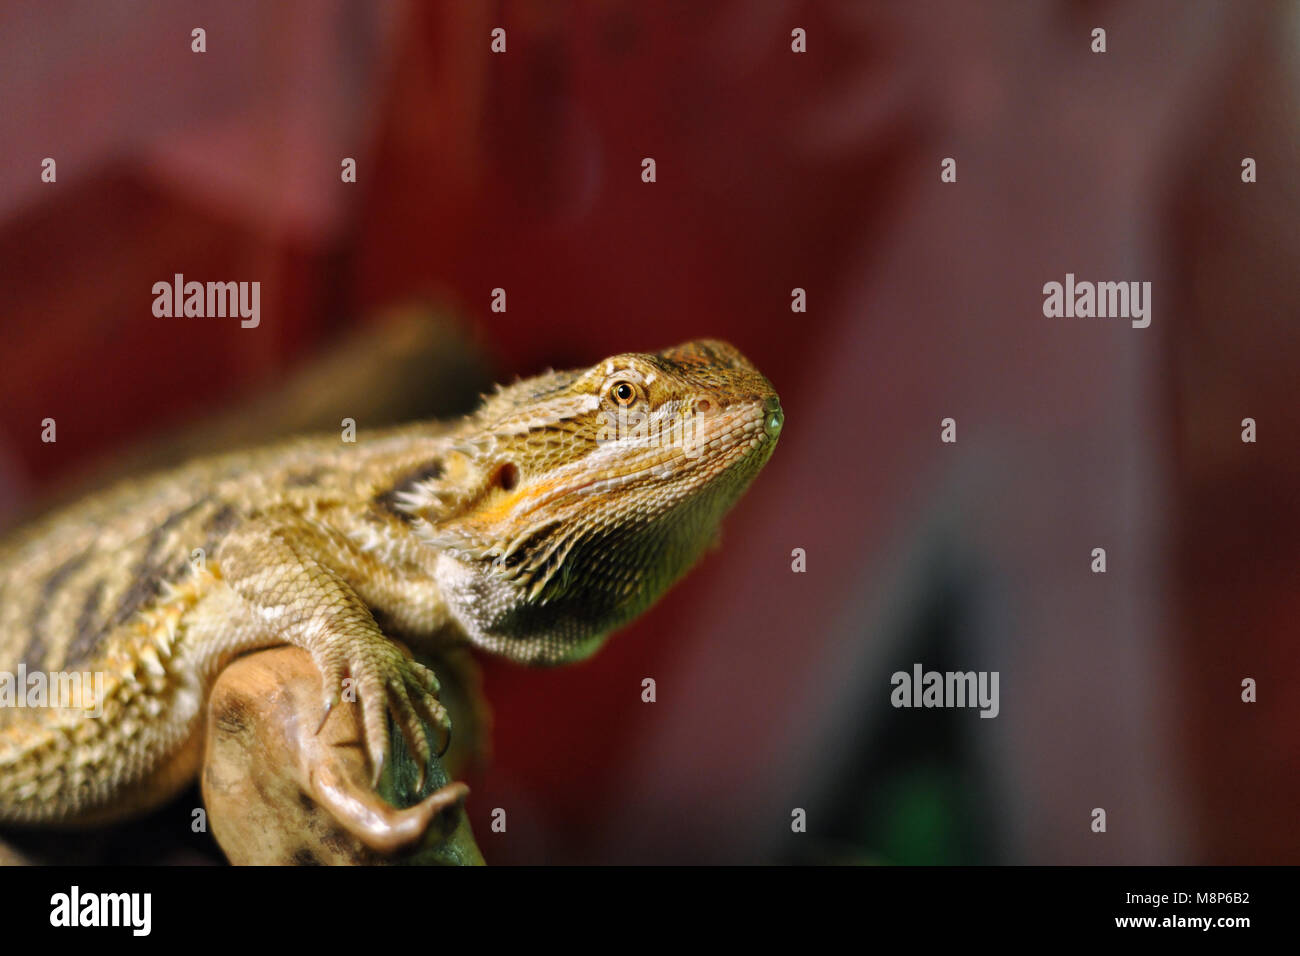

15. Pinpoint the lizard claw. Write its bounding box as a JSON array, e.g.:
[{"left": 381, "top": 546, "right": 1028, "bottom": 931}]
[
  {"left": 315, "top": 673, "right": 342, "bottom": 735},
  {"left": 417, "top": 695, "right": 452, "bottom": 759}
]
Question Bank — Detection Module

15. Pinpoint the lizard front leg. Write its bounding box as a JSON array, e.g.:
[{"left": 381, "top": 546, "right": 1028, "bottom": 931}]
[{"left": 216, "top": 514, "right": 450, "bottom": 786}]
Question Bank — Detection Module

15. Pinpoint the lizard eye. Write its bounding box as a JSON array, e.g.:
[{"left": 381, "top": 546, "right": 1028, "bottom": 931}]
[{"left": 608, "top": 381, "right": 638, "bottom": 406}]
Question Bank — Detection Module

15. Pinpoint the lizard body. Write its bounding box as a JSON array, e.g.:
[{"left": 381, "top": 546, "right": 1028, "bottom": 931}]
[{"left": 0, "top": 340, "right": 782, "bottom": 825}]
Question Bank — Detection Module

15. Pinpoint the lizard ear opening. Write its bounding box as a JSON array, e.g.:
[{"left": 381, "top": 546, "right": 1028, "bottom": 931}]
[{"left": 495, "top": 463, "right": 519, "bottom": 492}]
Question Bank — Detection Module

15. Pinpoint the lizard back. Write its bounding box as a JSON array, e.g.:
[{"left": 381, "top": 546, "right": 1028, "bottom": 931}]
[{"left": 0, "top": 426, "right": 449, "bottom": 680}]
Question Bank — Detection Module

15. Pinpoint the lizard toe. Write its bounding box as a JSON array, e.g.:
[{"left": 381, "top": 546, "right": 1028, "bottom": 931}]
[{"left": 387, "top": 677, "right": 433, "bottom": 791}]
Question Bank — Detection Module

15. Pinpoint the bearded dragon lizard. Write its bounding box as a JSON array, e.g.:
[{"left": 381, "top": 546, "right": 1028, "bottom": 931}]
[{"left": 0, "top": 340, "right": 783, "bottom": 826}]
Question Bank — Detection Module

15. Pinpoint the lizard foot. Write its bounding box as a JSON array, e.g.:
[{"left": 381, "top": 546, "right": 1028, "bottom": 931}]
[{"left": 315, "top": 640, "right": 452, "bottom": 789}]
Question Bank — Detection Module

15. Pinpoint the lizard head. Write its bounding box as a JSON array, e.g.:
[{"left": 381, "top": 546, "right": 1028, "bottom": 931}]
[{"left": 412, "top": 339, "right": 783, "bottom": 664}]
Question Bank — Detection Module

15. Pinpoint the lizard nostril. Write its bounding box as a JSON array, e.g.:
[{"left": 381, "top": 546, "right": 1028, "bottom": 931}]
[
  {"left": 695, "top": 399, "right": 713, "bottom": 414},
  {"left": 763, "top": 397, "right": 783, "bottom": 438}
]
